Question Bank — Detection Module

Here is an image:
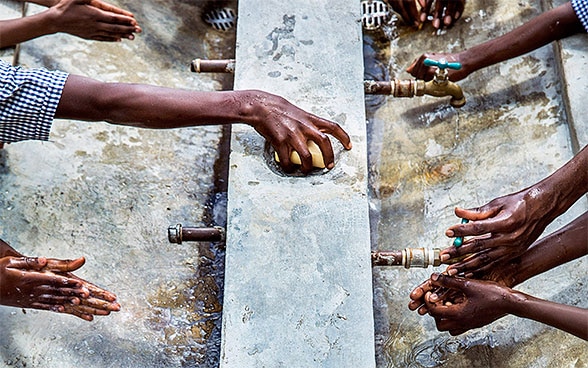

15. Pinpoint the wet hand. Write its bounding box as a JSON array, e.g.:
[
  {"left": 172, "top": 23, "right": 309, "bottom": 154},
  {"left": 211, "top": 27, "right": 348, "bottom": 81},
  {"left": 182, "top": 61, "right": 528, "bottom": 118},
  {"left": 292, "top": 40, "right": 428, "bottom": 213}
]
[
  {"left": 418, "top": 0, "right": 465, "bottom": 29},
  {"left": 441, "top": 188, "right": 553, "bottom": 275},
  {"left": 241, "top": 90, "right": 352, "bottom": 174},
  {"left": 0, "top": 255, "right": 120, "bottom": 321},
  {"left": 386, "top": 0, "right": 420, "bottom": 27},
  {"left": 424, "top": 273, "right": 512, "bottom": 335},
  {"left": 49, "top": 0, "right": 141, "bottom": 42}
]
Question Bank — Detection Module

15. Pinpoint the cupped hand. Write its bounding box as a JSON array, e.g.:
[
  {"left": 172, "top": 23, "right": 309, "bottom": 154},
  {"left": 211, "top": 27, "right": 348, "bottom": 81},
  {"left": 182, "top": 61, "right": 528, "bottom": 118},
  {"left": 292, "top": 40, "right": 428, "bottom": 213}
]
[
  {"left": 423, "top": 273, "right": 512, "bottom": 335},
  {"left": 417, "top": 0, "right": 465, "bottom": 29},
  {"left": 242, "top": 90, "right": 352, "bottom": 174},
  {"left": 49, "top": 0, "right": 141, "bottom": 42}
]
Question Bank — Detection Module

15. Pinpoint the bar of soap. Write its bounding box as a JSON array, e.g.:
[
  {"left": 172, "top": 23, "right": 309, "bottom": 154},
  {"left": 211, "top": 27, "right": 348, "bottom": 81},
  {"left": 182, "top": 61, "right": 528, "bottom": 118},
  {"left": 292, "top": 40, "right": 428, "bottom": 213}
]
[{"left": 274, "top": 140, "right": 326, "bottom": 169}]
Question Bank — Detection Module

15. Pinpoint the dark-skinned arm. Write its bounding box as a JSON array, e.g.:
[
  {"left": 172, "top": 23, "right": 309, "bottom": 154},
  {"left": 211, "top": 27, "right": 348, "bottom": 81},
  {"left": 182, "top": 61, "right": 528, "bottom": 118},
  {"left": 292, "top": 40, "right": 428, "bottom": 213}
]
[
  {"left": 56, "top": 74, "right": 352, "bottom": 174},
  {"left": 440, "top": 145, "right": 588, "bottom": 274},
  {"left": 0, "top": 0, "right": 139, "bottom": 48},
  {"left": 407, "top": 2, "right": 585, "bottom": 81}
]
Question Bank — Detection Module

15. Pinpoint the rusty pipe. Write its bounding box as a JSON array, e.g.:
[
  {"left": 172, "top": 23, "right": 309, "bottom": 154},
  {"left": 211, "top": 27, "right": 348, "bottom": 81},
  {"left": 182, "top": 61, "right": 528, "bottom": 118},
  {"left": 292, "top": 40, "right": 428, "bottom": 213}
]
[
  {"left": 372, "top": 248, "right": 442, "bottom": 268},
  {"left": 364, "top": 78, "right": 466, "bottom": 108},
  {"left": 168, "top": 224, "right": 225, "bottom": 244},
  {"left": 190, "top": 58, "right": 235, "bottom": 73}
]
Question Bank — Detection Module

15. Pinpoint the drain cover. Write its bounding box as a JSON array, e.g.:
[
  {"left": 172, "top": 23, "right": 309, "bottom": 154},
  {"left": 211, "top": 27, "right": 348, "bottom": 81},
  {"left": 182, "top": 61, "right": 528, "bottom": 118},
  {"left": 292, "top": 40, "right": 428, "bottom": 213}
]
[
  {"left": 361, "top": 0, "right": 390, "bottom": 30},
  {"left": 203, "top": 7, "right": 237, "bottom": 31}
]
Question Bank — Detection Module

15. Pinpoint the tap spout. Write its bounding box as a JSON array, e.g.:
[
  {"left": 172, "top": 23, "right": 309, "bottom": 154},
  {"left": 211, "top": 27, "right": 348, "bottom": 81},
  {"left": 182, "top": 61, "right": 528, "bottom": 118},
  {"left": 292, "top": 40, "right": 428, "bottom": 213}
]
[
  {"left": 372, "top": 248, "right": 442, "bottom": 268},
  {"left": 364, "top": 78, "right": 466, "bottom": 108}
]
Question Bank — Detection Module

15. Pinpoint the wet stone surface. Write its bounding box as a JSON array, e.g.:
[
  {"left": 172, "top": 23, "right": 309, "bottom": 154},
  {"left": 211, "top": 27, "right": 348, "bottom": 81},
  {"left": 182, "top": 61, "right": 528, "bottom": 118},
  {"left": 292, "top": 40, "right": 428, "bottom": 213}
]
[
  {"left": 0, "top": 1, "right": 235, "bottom": 367},
  {"left": 367, "top": 0, "right": 587, "bottom": 367}
]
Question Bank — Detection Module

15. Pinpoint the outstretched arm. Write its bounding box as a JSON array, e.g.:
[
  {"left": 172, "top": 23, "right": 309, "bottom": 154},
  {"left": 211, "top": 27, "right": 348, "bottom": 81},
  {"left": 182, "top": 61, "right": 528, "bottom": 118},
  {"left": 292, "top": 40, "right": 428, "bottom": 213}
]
[
  {"left": 407, "top": 1, "right": 585, "bottom": 81},
  {"left": 57, "top": 74, "right": 353, "bottom": 174},
  {"left": 424, "top": 273, "right": 588, "bottom": 340},
  {"left": 0, "top": 0, "right": 140, "bottom": 48}
]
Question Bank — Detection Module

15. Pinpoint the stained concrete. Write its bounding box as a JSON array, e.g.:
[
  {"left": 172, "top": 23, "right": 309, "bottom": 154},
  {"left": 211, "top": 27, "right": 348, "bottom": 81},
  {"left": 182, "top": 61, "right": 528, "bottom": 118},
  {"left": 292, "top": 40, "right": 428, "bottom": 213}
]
[
  {"left": 368, "top": 1, "right": 588, "bottom": 367},
  {"left": 219, "top": 1, "right": 375, "bottom": 367}
]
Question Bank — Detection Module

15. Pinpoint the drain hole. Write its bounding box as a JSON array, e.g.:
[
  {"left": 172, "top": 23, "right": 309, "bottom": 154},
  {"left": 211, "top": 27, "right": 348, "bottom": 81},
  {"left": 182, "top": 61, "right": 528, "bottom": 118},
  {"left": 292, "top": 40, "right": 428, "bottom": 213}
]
[
  {"left": 203, "top": 7, "right": 237, "bottom": 31},
  {"left": 361, "top": 0, "right": 390, "bottom": 30}
]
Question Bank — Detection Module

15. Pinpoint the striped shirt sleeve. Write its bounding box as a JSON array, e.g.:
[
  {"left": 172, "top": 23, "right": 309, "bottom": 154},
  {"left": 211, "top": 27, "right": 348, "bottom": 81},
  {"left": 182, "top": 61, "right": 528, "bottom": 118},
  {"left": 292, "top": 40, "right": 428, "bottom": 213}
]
[
  {"left": 572, "top": 0, "right": 588, "bottom": 32},
  {"left": 0, "top": 60, "right": 69, "bottom": 143}
]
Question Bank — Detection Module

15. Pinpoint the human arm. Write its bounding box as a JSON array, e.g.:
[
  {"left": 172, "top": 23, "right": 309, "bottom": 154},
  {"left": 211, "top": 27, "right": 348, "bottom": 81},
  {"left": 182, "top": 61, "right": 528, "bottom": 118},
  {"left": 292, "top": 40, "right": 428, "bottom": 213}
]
[
  {"left": 0, "top": 239, "right": 120, "bottom": 321},
  {"left": 56, "top": 74, "right": 353, "bottom": 174},
  {"left": 0, "top": 0, "right": 140, "bottom": 48},
  {"left": 423, "top": 273, "right": 588, "bottom": 340},
  {"left": 409, "top": 211, "right": 588, "bottom": 313},
  {"left": 439, "top": 145, "right": 588, "bottom": 274},
  {"left": 407, "top": 1, "right": 584, "bottom": 81}
]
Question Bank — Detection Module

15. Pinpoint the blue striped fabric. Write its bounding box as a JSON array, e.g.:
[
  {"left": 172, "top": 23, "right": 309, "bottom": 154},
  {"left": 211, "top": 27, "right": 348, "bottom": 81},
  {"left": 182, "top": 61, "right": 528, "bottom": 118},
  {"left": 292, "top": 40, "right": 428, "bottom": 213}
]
[
  {"left": 0, "top": 60, "right": 68, "bottom": 143},
  {"left": 572, "top": 0, "right": 588, "bottom": 32}
]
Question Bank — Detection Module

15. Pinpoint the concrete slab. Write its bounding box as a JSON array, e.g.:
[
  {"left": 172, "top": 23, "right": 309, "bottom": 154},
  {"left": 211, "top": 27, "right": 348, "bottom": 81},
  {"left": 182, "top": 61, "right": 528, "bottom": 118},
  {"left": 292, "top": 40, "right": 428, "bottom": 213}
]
[{"left": 220, "top": 1, "right": 375, "bottom": 367}]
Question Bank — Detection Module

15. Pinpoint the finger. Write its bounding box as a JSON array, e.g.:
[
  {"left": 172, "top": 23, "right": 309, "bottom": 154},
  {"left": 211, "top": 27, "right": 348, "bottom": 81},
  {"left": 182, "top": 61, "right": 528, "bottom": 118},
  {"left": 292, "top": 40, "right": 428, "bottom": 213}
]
[
  {"left": 311, "top": 115, "right": 352, "bottom": 151},
  {"left": 30, "top": 302, "right": 65, "bottom": 313},
  {"left": 91, "top": 0, "right": 136, "bottom": 18},
  {"left": 44, "top": 257, "right": 85, "bottom": 272},
  {"left": 36, "top": 294, "right": 81, "bottom": 305},
  {"left": 312, "top": 135, "right": 335, "bottom": 170},
  {"left": 61, "top": 305, "right": 96, "bottom": 321},
  {"left": 454, "top": 205, "right": 502, "bottom": 223},
  {"left": 294, "top": 139, "right": 315, "bottom": 174},
  {"left": 37, "top": 285, "right": 90, "bottom": 298},
  {"left": 84, "top": 283, "right": 118, "bottom": 302},
  {"left": 408, "top": 299, "right": 424, "bottom": 311},
  {"left": 79, "top": 296, "right": 121, "bottom": 311},
  {"left": 8, "top": 257, "right": 47, "bottom": 270},
  {"left": 419, "top": 0, "right": 433, "bottom": 23}
]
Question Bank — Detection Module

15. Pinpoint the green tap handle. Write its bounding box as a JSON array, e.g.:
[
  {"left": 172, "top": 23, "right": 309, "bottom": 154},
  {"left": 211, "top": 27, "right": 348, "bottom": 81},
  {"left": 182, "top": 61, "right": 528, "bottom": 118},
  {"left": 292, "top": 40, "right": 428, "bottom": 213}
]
[
  {"left": 452, "top": 218, "right": 469, "bottom": 247},
  {"left": 424, "top": 58, "right": 462, "bottom": 70}
]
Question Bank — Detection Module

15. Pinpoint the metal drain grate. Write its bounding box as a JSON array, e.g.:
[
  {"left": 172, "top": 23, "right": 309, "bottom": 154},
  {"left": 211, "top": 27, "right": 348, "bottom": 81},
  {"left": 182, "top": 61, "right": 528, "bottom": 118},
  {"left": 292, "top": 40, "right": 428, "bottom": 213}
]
[
  {"left": 203, "top": 7, "right": 236, "bottom": 31},
  {"left": 361, "top": 0, "right": 390, "bottom": 30}
]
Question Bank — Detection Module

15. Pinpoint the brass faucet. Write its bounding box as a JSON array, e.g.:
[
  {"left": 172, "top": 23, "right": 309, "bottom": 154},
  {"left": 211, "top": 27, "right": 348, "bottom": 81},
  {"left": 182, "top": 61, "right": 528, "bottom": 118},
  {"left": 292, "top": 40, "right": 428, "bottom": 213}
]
[{"left": 364, "top": 58, "right": 466, "bottom": 108}]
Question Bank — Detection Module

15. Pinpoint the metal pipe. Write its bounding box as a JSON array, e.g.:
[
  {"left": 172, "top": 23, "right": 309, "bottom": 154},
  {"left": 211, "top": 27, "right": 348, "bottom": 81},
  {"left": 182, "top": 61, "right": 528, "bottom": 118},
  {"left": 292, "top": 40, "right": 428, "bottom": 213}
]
[
  {"left": 190, "top": 58, "right": 235, "bottom": 73},
  {"left": 168, "top": 223, "right": 225, "bottom": 244},
  {"left": 372, "top": 248, "right": 442, "bottom": 268}
]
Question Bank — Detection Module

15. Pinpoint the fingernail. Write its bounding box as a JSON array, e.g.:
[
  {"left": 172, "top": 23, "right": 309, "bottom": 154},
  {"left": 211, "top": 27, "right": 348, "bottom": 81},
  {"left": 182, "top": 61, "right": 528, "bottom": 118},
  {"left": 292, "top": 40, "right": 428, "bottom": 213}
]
[
  {"left": 327, "top": 162, "right": 334, "bottom": 169},
  {"left": 433, "top": 18, "right": 440, "bottom": 29},
  {"left": 440, "top": 254, "right": 450, "bottom": 262},
  {"left": 431, "top": 273, "right": 440, "bottom": 281},
  {"left": 429, "top": 293, "right": 438, "bottom": 301},
  {"left": 448, "top": 268, "right": 458, "bottom": 276},
  {"left": 446, "top": 230, "right": 454, "bottom": 237}
]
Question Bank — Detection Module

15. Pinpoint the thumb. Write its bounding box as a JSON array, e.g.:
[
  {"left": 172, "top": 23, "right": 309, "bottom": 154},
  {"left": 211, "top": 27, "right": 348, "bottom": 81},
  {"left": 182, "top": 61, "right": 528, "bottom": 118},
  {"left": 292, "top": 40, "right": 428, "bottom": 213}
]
[{"left": 45, "top": 257, "right": 86, "bottom": 272}]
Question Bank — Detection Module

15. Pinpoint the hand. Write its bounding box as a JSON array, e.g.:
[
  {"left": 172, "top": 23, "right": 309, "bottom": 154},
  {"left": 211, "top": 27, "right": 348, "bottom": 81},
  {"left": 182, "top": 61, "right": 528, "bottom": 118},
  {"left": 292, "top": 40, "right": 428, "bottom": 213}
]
[
  {"left": 48, "top": 0, "right": 141, "bottom": 42},
  {"left": 417, "top": 0, "right": 465, "bottom": 29},
  {"left": 406, "top": 52, "right": 468, "bottom": 81},
  {"left": 0, "top": 255, "right": 120, "bottom": 321},
  {"left": 241, "top": 90, "right": 352, "bottom": 174},
  {"left": 422, "top": 273, "right": 513, "bottom": 335},
  {"left": 440, "top": 187, "right": 555, "bottom": 275},
  {"left": 386, "top": 0, "right": 420, "bottom": 27}
]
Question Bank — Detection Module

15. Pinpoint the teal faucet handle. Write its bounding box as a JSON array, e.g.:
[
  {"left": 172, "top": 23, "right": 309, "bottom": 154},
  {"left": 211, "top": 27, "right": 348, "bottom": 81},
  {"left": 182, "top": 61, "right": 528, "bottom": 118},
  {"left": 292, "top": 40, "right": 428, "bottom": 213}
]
[{"left": 424, "top": 58, "right": 462, "bottom": 71}]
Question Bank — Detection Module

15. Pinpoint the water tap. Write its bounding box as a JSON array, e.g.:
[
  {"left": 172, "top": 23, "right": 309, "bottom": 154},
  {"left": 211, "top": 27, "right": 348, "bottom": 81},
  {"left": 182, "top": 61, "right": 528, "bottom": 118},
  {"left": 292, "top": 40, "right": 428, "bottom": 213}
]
[
  {"left": 363, "top": 58, "right": 466, "bottom": 108},
  {"left": 372, "top": 248, "right": 442, "bottom": 268}
]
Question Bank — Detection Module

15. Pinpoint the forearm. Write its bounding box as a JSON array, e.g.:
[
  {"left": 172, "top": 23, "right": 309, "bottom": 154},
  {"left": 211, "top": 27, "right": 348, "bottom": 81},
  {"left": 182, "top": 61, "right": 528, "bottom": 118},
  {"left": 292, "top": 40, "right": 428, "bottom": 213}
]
[
  {"left": 459, "top": 2, "right": 583, "bottom": 75},
  {"left": 57, "top": 75, "right": 253, "bottom": 129},
  {"left": 0, "top": 11, "right": 55, "bottom": 48},
  {"left": 509, "top": 291, "right": 588, "bottom": 340},
  {"left": 511, "top": 211, "right": 588, "bottom": 286},
  {"left": 531, "top": 145, "right": 588, "bottom": 222}
]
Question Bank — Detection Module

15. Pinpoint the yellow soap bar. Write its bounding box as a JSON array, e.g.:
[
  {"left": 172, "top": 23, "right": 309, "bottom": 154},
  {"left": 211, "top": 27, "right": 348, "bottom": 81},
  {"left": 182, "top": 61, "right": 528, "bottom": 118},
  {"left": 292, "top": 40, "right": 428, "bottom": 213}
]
[{"left": 274, "top": 140, "right": 326, "bottom": 169}]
